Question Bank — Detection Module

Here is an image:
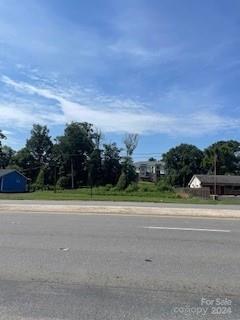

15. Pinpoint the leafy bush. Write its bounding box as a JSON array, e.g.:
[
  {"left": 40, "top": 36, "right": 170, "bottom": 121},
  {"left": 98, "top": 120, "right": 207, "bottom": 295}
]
[
  {"left": 56, "top": 176, "right": 71, "bottom": 189},
  {"left": 94, "top": 186, "right": 108, "bottom": 194},
  {"left": 46, "top": 185, "right": 55, "bottom": 191},
  {"left": 156, "top": 179, "right": 174, "bottom": 192},
  {"left": 104, "top": 184, "right": 113, "bottom": 191},
  {"left": 29, "top": 184, "right": 36, "bottom": 192},
  {"left": 125, "top": 183, "right": 139, "bottom": 193},
  {"left": 35, "top": 169, "right": 45, "bottom": 190},
  {"left": 142, "top": 186, "right": 150, "bottom": 192},
  {"left": 116, "top": 172, "right": 127, "bottom": 190},
  {"left": 138, "top": 182, "right": 156, "bottom": 192},
  {"left": 110, "top": 186, "right": 119, "bottom": 192}
]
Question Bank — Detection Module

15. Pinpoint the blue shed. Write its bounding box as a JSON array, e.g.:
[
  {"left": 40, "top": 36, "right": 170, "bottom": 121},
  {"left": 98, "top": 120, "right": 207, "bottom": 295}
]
[{"left": 0, "top": 169, "right": 29, "bottom": 193}]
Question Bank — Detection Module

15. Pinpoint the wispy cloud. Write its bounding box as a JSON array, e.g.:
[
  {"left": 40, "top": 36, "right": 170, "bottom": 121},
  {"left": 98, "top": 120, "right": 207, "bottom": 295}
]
[
  {"left": 108, "top": 42, "right": 182, "bottom": 65},
  {"left": 0, "top": 101, "right": 65, "bottom": 128},
  {"left": 0, "top": 0, "right": 239, "bottom": 154},
  {"left": 1, "top": 74, "right": 240, "bottom": 137}
]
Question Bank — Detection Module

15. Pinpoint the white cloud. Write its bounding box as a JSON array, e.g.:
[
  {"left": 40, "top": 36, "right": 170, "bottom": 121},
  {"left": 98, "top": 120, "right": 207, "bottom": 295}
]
[
  {"left": 0, "top": 102, "right": 65, "bottom": 128},
  {"left": 1, "top": 75, "right": 240, "bottom": 137}
]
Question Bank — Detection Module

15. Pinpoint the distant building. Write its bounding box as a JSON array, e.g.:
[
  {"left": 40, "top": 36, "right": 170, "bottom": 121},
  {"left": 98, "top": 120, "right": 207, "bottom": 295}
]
[
  {"left": 134, "top": 160, "right": 165, "bottom": 182},
  {"left": 189, "top": 174, "right": 240, "bottom": 195},
  {"left": 0, "top": 169, "right": 29, "bottom": 193}
]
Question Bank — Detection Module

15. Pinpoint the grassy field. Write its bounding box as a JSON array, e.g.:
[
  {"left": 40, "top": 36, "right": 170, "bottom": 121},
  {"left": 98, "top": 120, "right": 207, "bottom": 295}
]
[{"left": 1, "top": 181, "right": 240, "bottom": 205}]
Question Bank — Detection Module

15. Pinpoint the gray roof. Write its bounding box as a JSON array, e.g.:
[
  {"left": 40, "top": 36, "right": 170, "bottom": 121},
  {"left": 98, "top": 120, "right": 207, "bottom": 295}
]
[
  {"left": 134, "top": 161, "right": 164, "bottom": 166},
  {"left": 192, "top": 174, "right": 240, "bottom": 186},
  {"left": 0, "top": 169, "right": 15, "bottom": 178},
  {"left": 0, "top": 169, "right": 27, "bottom": 179}
]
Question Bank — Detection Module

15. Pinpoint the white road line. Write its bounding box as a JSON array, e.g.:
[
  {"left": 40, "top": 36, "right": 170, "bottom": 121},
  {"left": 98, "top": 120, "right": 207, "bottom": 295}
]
[{"left": 143, "top": 226, "right": 231, "bottom": 232}]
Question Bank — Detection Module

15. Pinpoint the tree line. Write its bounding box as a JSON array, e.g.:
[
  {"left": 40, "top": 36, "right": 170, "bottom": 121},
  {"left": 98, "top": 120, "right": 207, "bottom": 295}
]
[
  {"left": 162, "top": 141, "right": 240, "bottom": 187},
  {"left": 1, "top": 123, "right": 240, "bottom": 189},
  {"left": 0, "top": 123, "right": 139, "bottom": 190}
]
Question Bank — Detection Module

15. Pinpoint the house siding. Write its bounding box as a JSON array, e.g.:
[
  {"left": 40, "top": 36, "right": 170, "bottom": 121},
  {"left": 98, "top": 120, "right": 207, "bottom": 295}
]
[
  {"left": 189, "top": 175, "right": 240, "bottom": 196},
  {"left": 0, "top": 171, "right": 27, "bottom": 193},
  {"left": 134, "top": 161, "right": 165, "bottom": 182},
  {"left": 189, "top": 176, "right": 201, "bottom": 188}
]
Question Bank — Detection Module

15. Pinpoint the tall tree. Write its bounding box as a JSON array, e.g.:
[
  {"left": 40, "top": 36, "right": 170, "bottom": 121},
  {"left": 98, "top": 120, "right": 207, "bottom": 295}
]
[
  {"left": 11, "top": 147, "right": 37, "bottom": 180},
  {"left": 0, "top": 130, "right": 6, "bottom": 143},
  {"left": 124, "top": 133, "right": 139, "bottom": 157},
  {"left": 203, "top": 140, "right": 240, "bottom": 175},
  {"left": 0, "top": 130, "right": 6, "bottom": 168},
  {"left": 163, "top": 144, "right": 204, "bottom": 187},
  {"left": 102, "top": 143, "right": 122, "bottom": 185},
  {"left": 56, "top": 122, "right": 95, "bottom": 187},
  {"left": 117, "top": 134, "right": 139, "bottom": 189},
  {"left": 92, "top": 129, "right": 103, "bottom": 150},
  {"left": 0, "top": 146, "right": 15, "bottom": 169},
  {"left": 88, "top": 128, "right": 103, "bottom": 186},
  {"left": 26, "top": 124, "right": 53, "bottom": 167},
  {"left": 88, "top": 148, "right": 103, "bottom": 187}
]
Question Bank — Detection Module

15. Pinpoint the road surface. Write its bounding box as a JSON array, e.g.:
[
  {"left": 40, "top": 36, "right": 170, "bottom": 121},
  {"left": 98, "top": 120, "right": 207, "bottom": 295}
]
[{"left": 0, "top": 210, "right": 239, "bottom": 319}]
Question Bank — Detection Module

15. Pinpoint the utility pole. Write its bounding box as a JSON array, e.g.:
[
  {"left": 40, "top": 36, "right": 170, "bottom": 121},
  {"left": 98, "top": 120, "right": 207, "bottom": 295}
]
[
  {"left": 71, "top": 157, "right": 74, "bottom": 189},
  {"left": 54, "top": 164, "right": 57, "bottom": 193},
  {"left": 214, "top": 153, "right": 217, "bottom": 197}
]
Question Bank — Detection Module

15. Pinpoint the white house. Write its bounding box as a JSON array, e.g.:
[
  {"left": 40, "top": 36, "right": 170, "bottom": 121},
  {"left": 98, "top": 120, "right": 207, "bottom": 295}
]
[
  {"left": 189, "top": 174, "right": 240, "bottom": 195},
  {"left": 134, "top": 160, "right": 165, "bottom": 182},
  {"left": 188, "top": 175, "right": 202, "bottom": 188}
]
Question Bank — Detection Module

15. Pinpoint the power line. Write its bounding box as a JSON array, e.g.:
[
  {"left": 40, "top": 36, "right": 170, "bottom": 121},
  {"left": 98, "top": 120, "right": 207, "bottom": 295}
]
[
  {"left": 132, "top": 153, "right": 162, "bottom": 155},
  {"left": 20, "top": 165, "right": 42, "bottom": 172}
]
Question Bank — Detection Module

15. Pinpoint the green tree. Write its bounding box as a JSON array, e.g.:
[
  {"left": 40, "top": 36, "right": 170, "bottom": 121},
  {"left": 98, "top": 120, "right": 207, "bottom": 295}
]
[
  {"left": 11, "top": 147, "right": 37, "bottom": 181},
  {"left": 102, "top": 143, "right": 122, "bottom": 185},
  {"left": 35, "top": 168, "right": 45, "bottom": 190},
  {"left": 117, "top": 134, "right": 138, "bottom": 189},
  {"left": 203, "top": 140, "right": 240, "bottom": 175},
  {"left": 0, "top": 130, "right": 6, "bottom": 168},
  {"left": 87, "top": 129, "right": 103, "bottom": 186},
  {"left": 26, "top": 124, "right": 53, "bottom": 167},
  {"left": 88, "top": 148, "right": 103, "bottom": 187},
  {"left": 116, "top": 172, "right": 127, "bottom": 190},
  {"left": 0, "top": 146, "right": 15, "bottom": 169},
  {"left": 56, "top": 122, "right": 95, "bottom": 187},
  {"left": 0, "top": 130, "right": 6, "bottom": 142},
  {"left": 163, "top": 144, "right": 204, "bottom": 187}
]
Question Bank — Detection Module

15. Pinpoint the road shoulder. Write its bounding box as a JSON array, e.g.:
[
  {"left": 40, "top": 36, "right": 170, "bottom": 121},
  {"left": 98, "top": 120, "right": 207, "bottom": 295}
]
[{"left": 0, "top": 200, "right": 240, "bottom": 218}]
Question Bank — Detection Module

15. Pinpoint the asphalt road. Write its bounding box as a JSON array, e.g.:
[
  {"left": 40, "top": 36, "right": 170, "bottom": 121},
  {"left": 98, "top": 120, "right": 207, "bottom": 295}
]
[{"left": 0, "top": 211, "right": 239, "bottom": 319}]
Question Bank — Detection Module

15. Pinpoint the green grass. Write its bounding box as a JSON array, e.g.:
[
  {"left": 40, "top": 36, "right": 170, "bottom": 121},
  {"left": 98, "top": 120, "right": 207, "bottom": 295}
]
[{"left": 0, "top": 181, "right": 240, "bottom": 204}]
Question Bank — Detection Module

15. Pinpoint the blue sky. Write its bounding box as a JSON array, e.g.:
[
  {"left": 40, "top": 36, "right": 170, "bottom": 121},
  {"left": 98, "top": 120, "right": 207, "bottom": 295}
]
[{"left": 0, "top": 0, "right": 240, "bottom": 159}]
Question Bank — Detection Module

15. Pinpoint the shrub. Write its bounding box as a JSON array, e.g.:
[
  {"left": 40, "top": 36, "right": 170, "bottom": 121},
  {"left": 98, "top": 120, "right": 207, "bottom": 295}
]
[
  {"left": 138, "top": 183, "right": 155, "bottom": 192},
  {"left": 156, "top": 179, "right": 174, "bottom": 192},
  {"left": 56, "top": 176, "right": 71, "bottom": 189},
  {"left": 94, "top": 186, "right": 108, "bottom": 194},
  {"left": 176, "top": 191, "right": 190, "bottom": 199},
  {"left": 125, "top": 183, "right": 139, "bottom": 193},
  {"left": 110, "top": 186, "right": 118, "bottom": 192},
  {"left": 35, "top": 169, "right": 45, "bottom": 190},
  {"left": 104, "top": 184, "right": 113, "bottom": 191},
  {"left": 29, "top": 184, "right": 36, "bottom": 192},
  {"left": 116, "top": 172, "right": 127, "bottom": 190}
]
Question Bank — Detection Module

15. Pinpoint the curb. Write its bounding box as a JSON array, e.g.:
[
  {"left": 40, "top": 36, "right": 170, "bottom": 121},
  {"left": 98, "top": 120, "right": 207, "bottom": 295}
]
[{"left": 0, "top": 204, "right": 240, "bottom": 218}]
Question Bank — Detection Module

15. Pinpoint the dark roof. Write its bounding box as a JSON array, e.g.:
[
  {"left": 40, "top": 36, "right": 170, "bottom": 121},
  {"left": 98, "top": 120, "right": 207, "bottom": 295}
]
[
  {"left": 191, "top": 174, "right": 240, "bottom": 186},
  {"left": 0, "top": 169, "right": 27, "bottom": 179}
]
